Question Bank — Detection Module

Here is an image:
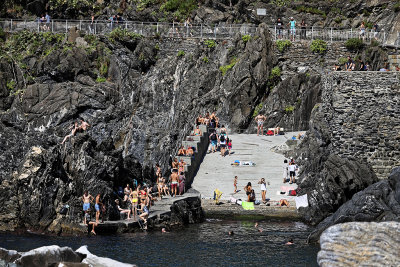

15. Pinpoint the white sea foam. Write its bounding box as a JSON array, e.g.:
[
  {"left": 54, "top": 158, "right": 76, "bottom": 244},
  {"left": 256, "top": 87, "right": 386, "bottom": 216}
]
[{"left": 76, "top": 246, "right": 135, "bottom": 267}]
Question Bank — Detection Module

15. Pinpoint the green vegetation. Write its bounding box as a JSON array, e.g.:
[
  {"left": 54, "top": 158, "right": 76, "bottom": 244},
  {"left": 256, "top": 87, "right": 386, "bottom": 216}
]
[
  {"left": 6, "top": 80, "right": 16, "bottom": 91},
  {"left": 48, "top": 0, "right": 102, "bottom": 15},
  {"left": 204, "top": 39, "right": 216, "bottom": 49},
  {"left": 394, "top": 1, "right": 400, "bottom": 12},
  {"left": 338, "top": 57, "right": 347, "bottom": 65},
  {"left": 345, "top": 38, "right": 364, "bottom": 51},
  {"left": 96, "top": 77, "right": 107, "bottom": 83},
  {"left": 108, "top": 28, "right": 142, "bottom": 43},
  {"left": 252, "top": 103, "right": 263, "bottom": 117},
  {"left": 334, "top": 16, "right": 345, "bottom": 24},
  {"left": 270, "top": 67, "right": 281, "bottom": 79},
  {"left": 276, "top": 40, "right": 291, "bottom": 53},
  {"left": 154, "top": 43, "right": 160, "bottom": 50},
  {"left": 310, "top": 39, "right": 327, "bottom": 54},
  {"left": 160, "top": 0, "right": 198, "bottom": 21},
  {"left": 270, "top": 0, "right": 292, "bottom": 7},
  {"left": 177, "top": 50, "right": 185, "bottom": 57},
  {"left": 285, "top": 105, "right": 295, "bottom": 113},
  {"left": 0, "top": 27, "right": 5, "bottom": 42},
  {"left": 219, "top": 57, "right": 238, "bottom": 76},
  {"left": 296, "top": 6, "right": 326, "bottom": 17},
  {"left": 202, "top": 56, "right": 209, "bottom": 63},
  {"left": 242, "top": 35, "right": 251, "bottom": 43}
]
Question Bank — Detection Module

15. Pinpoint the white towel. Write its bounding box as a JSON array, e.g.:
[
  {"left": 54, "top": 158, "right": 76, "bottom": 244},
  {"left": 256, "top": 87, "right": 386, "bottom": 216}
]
[{"left": 295, "top": 194, "right": 308, "bottom": 209}]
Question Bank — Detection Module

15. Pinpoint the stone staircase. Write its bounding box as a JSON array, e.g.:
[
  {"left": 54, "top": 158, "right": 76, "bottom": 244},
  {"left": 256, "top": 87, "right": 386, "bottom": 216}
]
[{"left": 175, "top": 124, "right": 210, "bottom": 189}]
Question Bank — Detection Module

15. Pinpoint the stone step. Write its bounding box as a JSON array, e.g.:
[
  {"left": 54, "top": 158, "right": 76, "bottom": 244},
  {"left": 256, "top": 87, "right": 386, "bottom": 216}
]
[
  {"left": 182, "top": 140, "right": 200, "bottom": 151},
  {"left": 177, "top": 156, "right": 193, "bottom": 165},
  {"left": 186, "top": 135, "right": 202, "bottom": 142}
]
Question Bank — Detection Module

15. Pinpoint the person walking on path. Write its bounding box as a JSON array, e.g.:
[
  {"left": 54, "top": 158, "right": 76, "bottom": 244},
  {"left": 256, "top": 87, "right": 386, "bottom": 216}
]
[
  {"left": 254, "top": 114, "right": 267, "bottom": 136},
  {"left": 283, "top": 159, "right": 289, "bottom": 183},
  {"left": 233, "top": 176, "right": 238, "bottom": 193}
]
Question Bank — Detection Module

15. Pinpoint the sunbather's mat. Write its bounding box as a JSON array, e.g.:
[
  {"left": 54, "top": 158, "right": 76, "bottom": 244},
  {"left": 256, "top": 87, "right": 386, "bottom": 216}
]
[{"left": 242, "top": 201, "right": 255, "bottom": 210}]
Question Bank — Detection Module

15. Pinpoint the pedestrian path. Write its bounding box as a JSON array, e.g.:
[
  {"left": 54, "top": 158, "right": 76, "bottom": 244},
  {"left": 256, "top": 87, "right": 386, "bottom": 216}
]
[{"left": 192, "top": 132, "right": 302, "bottom": 202}]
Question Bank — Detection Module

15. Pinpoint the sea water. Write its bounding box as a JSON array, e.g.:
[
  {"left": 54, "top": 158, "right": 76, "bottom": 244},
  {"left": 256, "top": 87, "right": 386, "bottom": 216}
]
[{"left": 0, "top": 220, "right": 319, "bottom": 266}]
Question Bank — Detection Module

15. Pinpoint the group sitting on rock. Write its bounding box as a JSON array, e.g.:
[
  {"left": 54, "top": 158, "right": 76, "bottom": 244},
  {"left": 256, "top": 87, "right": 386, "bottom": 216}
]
[
  {"left": 61, "top": 119, "right": 90, "bottom": 144},
  {"left": 196, "top": 111, "right": 219, "bottom": 128}
]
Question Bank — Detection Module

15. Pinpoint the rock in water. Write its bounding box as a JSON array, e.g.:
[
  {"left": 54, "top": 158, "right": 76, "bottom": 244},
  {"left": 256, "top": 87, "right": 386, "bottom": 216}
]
[
  {"left": 15, "top": 245, "right": 85, "bottom": 267},
  {"left": 317, "top": 222, "right": 400, "bottom": 267},
  {"left": 76, "top": 246, "right": 136, "bottom": 267}
]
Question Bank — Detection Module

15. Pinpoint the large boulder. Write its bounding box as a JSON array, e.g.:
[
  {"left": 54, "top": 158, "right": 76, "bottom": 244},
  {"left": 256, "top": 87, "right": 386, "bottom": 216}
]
[
  {"left": 317, "top": 221, "right": 400, "bottom": 267},
  {"left": 308, "top": 167, "right": 400, "bottom": 243}
]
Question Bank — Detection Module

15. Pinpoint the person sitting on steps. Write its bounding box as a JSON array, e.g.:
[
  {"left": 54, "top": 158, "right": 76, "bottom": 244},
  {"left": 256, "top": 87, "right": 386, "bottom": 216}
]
[
  {"left": 178, "top": 146, "right": 186, "bottom": 156},
  {"left": 193, "top": 125, "right": 202, "bottom": 136}
]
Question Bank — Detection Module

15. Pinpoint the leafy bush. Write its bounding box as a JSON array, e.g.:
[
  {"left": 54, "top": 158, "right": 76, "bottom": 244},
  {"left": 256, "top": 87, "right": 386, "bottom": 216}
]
[
  {"left": 202, "top": 56, "right": 209, "bottom": 63},
  {"left": 285, "top": 105, "right": 295, "bottom": 113},
  {"left": 296, "top": 6, "right": 326, "bottom": 17},
  {"left": 177, "top": 50, "right": 185, "bottom": 57},
  {"left": 394, "top": 1, "right": 400, "bottom": 12},
  {"left": 345, "top": 38, "right": 364, "bottom": 51},
  {"left": 108, "top": 28, "right": 142, "bottom": 42},
  {"left": 252, "top": 103, "right": 263, "bottom": 117},
  {"left": 270, "top": 67, "right": 281, "bottom": 79},
  {"left": 6, "top": 80, "right": 16, "bottom": 91},
  {"left": 0, "top": 27, "right": 5, "bottom": 42},
  {"left": 96, "top": 77, "right": 106, "bottom": 83},
  {"left": 219, "top": 57, "right": 238, "bottom": 76},
  {"left": 276, "top": 40, "right": 291, "bottom": 53},
  {"left": 160, "top": 0, "right": 198, "bottom": 20},
  {"left": 310, "top": 39, "right": 327, "bottom": 54},
  {"left": 271, "top": 0, "right": 292, "bottom": 7},
  {"left": 338, "top": 57, "right": 347, "bottom": 65},
  {"left": 204, "top": 39, "right": 216, "bottom": 48},
  {"left": 242, "top": 35, "right": 251, "bottom": 43}
]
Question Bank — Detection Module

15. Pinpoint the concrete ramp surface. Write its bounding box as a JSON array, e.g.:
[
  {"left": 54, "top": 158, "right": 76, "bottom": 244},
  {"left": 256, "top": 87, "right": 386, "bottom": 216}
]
[{"left": 192, "top": 132, "right": 300, "bottom": 202}]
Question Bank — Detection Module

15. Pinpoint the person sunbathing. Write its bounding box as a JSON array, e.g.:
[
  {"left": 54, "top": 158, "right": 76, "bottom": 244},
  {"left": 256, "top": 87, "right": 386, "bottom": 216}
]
[
  {"left": 186, "top": 146, "right": 194, "bottom": 156},
  {"left": 177, "top": 146, "right": 186, "bottom": 156},
  {"left": 61, "top": 122, "right": 79, "bottom": 144},
  {"left": 193, "top": 125, "right": 202, "bottom": 136},
  {"left": 78, "top": 119, "right": 90, "bottom": 131}
]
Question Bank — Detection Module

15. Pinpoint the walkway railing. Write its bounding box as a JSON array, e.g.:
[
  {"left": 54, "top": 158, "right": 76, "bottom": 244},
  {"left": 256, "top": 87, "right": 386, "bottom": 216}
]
[{"left": 0, "top": 19, "right": 398, "bottom": 45}]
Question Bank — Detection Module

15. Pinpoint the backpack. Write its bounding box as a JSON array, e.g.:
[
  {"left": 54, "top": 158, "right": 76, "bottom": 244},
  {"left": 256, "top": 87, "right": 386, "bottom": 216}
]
[
  {"left": 289, "top": 190, "right": 297, "bottom": 196},
  {"left": 266, "top": 130, "right": 274, "bottom": 136},
  {"left": 211, "top": 134, "right": 217, "bottom": 141},
  {"left": 220, "top": 135, "right": 225, "bottom": 142}
]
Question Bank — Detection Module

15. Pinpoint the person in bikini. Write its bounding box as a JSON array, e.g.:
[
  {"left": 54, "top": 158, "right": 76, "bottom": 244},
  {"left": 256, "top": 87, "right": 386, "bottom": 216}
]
[
  {"left": 254, "top": 114, "right": 267, "bottom": 136},
  {"left": 95, "top": 193, "right": 103, "bottom": 224},
  {"left": 157, "top": 175, "right": 163, "bottom": 199},
  {"left": 82, "top": 190, "right": 94, "bottom": 224},
  {"left": 170, "top": 170, "right": 179, "bottom": 197},
  {"left": 130, "top": 190, "right": 139, "bottom": 219},
  {"left": 186, "top": 146, "right": 194, "bottom": 157},
  {"left": 155, "top": 163, "right": 162, "bottom": 178},
  {"left": 138, "top": 198, "right": 149, "bottom": 229},
  {"left": 178, "top": 159, "right": 186, "bottom": 174},
  {"left": 178, "top": 172, "right": 186, "bottom": 195},
  {"left": 61, "top": 122, "right": 79, "bottom": 144},
  {"left": 162, "top": 177, "right": 170, "bottom": 196},
  {"left": 193, "top": 125, "right": 202, "bottom": 136},
  {"left": 177, "top": 146, "right": 186, "bottom": 156}
]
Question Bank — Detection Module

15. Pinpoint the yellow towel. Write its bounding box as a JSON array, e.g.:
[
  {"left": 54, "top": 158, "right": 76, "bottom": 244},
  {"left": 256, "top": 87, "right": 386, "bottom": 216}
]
[{"left": 242, "top": 201, "right": 255, "bottom": 210}]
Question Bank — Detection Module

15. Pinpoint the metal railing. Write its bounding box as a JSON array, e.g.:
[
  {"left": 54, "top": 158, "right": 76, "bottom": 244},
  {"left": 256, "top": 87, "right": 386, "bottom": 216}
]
[{"left": 0, "top": 19, "right": 398, "bottom": 45}]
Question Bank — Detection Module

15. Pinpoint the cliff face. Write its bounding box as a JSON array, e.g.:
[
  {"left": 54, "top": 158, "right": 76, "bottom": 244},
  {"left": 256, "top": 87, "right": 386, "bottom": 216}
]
[
  {"left": 296, "top": 72, "right": 400, "bottom": 225},
  {"left": 0, "top": 24, "right": 275, "bottom": 233}
]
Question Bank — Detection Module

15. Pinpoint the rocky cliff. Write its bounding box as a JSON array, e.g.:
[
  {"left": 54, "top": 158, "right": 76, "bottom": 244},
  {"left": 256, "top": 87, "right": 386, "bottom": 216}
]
[{"left": 0, "top": 24, "right": 275, "bottom": 233}]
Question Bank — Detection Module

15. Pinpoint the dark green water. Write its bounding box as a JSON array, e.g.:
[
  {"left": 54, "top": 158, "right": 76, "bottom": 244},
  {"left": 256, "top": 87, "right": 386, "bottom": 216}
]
[{"left": 0, "top": 219, "right": 319, "bottom": 266}]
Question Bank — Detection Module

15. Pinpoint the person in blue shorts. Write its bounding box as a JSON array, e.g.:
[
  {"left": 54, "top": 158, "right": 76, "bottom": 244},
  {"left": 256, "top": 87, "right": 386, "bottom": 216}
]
[
  {"left": 209, "top": 130, "right": 219, "bottom": 153},
  {"left": 95, "top": 193, "right": 103, "bottom": 223},
  {"left": 82, "top": 190, "right": 94, "bottom": 224}
]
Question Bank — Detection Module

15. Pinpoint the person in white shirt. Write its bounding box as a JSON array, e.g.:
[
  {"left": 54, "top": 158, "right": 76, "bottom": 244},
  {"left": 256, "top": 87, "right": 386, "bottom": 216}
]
[{"left": 288, "top": 162, "right": 296, "bottom": 184}]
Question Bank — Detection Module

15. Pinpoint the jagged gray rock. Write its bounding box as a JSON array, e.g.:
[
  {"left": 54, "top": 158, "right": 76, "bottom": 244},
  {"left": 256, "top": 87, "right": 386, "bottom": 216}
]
[
  {"left": 317, "top": 221, "right": 400, "bottom": 267},
  {"left": 308, "top": 167, "right": 400, "bottom": 243}
]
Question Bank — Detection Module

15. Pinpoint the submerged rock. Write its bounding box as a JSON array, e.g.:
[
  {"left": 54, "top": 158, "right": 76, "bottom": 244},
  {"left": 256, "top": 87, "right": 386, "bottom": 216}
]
[{"left": 317, "top": 221, "right": 400, "bottom": 267}]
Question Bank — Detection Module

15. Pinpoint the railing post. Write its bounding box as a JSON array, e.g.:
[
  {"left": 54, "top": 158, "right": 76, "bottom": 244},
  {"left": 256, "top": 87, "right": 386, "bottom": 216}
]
[
  {"left": 10, "top": 19, "right": 12, "bottom": 31},
  {"left": 330, "top": 27, "right": 333, "bottom": 42},
  {"left": 125, "top": 21, "right": 127, "bottom": 30},
  {"left": 201, "top": 24, "right": 203, "bottom": 39},
  {"left": 51, "top": 20, "right": 54, "bottom": 32},
  {"left": 274, "top": 25, "right": 276, "bottom": 41},
  {"left": 37, "top": 20, "right": 40, "bottom": 32},
  {"left": 24, "top": 20, "right": 26, "bottom": 29},
  {"left": 141, "top": 22, "right": 143, "bottom": 35},
  {"left": 173, "top": 21, "right": 175, "bottom": 38},
  {"left": 350, "top": 28, "right": 352, "bottom": 39},
  {"left": 311, "top": 26, "right": 313, "bottom": 40},
  {"left": 156, "top": 22, "right": 159, "bottom": 33},
  {"left": 214, "top": 25, "right": 216, "bottom": 39},
  {"left": 65, "top": 20, "right": 67, "bottom": 33}
]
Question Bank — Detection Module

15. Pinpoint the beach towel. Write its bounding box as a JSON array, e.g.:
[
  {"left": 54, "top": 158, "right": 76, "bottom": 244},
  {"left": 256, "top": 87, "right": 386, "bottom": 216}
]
[
  {"left": 242, "top": 201, "right": 255, "bottom": 210},
  {"left": 295, "top": 194, "right": 308, "bottom": 209}
]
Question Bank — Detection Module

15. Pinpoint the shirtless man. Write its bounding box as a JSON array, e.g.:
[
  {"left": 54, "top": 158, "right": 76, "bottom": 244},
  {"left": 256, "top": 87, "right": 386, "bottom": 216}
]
[
  {"left": 170, "top": 170, "right": 179, "bottom": 197},
  {"left": 79, "top": 119, "right": 90, "bottom": 131},
  {"left": 254, "top": 114, "right": 267, "bottom": 136},
  {"left": 82, "top": 191, "right": 94, "bottom": 224},
  {"left": 95, "top": 194, "right": 103, "bottom": 223},
  {"left": 193, "top": 125, "right": 202, "bottom": 136},
  {"left": 61, "top": 122, "right": 79, "bottom": 144}
]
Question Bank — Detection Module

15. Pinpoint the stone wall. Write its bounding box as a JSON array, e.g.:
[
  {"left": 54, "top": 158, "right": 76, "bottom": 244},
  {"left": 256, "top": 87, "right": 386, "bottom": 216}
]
[{"left": 325, "top": 72, "right": 400, "bottom": 179}]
